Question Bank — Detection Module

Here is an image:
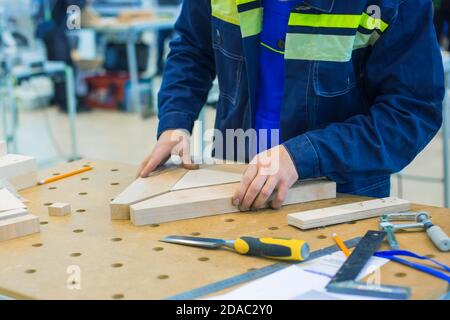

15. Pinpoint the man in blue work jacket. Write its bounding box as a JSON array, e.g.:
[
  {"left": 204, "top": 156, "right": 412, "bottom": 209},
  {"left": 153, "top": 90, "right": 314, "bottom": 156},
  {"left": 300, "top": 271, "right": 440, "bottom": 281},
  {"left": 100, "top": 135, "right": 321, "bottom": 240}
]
[{"left": 138, "top": 0, "right": 444, "bottom": 211}]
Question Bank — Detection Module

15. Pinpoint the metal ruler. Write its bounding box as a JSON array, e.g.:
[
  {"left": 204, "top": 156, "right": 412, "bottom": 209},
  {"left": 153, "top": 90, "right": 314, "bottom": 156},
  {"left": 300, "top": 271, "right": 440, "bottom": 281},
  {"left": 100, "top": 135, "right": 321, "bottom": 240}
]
[
  {"left": 166, "top": 236, "right": 361, "bottom": 300},
  {"left": 326, "top": 230, "right": 411, "bottom": 299}
]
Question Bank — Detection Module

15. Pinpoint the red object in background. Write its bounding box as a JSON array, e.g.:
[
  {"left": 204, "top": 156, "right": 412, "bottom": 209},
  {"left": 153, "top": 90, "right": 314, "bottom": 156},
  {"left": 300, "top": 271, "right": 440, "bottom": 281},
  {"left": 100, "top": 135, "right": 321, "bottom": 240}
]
[{"left": 84, "top": 72, "right": 129, "bottom": 110}]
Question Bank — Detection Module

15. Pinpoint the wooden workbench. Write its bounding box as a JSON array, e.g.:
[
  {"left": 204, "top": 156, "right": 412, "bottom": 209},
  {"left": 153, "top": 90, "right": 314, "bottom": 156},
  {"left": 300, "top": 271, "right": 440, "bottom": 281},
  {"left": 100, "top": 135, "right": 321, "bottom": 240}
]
[{"left": 0, "top": 160, "right": 448, "bottom": 300}]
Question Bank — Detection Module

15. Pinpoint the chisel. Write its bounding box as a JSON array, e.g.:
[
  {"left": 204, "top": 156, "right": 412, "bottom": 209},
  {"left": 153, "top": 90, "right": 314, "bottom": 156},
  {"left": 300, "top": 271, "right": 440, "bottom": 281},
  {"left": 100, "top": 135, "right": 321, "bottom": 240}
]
[{"left": 160, "top": 235, "right": 310, "bottom": 261}]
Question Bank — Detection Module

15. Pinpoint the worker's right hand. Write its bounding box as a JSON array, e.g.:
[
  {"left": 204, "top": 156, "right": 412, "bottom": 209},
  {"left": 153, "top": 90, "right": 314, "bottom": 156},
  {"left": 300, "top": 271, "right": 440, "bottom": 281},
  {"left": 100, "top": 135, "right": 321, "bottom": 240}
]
[{"left": 137, "top": 129, "right": 192, "bottom": 178}]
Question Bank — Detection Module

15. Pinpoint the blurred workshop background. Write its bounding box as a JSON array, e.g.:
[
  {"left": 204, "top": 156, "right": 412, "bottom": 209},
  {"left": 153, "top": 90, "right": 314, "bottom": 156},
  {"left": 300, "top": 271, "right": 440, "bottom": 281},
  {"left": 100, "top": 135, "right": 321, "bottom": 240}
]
[{"left": 0, "top": 0, "right": 450, "bottom": 207}]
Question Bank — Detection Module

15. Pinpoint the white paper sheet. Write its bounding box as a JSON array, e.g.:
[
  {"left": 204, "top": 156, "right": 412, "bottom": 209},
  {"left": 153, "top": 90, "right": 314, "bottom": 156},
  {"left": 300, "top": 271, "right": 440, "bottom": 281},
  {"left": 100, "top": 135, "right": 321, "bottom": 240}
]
[{"left": 209, "top": 251, "right": 389, "bottom": 300}]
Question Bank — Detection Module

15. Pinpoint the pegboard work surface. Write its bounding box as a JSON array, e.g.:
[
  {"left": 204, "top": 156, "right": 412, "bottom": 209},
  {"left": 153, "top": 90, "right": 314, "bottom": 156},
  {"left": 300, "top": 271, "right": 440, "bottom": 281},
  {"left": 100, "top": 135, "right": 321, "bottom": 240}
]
[{"left": 0, "top": 160, "right": 448, "bottom": 300}]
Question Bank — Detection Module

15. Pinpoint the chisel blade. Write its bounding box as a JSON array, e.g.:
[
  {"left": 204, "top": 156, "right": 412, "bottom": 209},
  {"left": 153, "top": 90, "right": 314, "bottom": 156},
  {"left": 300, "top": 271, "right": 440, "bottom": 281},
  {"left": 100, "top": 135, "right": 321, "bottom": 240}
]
[{"left": 160, "top": 235, "right": 228, "bottom": 249}]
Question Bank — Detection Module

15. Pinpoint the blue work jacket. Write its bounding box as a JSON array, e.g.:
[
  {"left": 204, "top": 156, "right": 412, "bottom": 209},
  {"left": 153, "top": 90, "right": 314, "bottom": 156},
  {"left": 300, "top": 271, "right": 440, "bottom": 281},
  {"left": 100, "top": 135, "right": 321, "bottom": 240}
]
[{"left": 158, "top": 0, "right": 445, "bottom": 197}]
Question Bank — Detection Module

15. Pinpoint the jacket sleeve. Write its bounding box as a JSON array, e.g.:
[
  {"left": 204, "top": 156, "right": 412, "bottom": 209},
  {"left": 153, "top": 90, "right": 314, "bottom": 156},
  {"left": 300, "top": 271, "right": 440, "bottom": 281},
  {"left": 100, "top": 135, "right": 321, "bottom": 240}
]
[
  {"left": 157, "top": 0, "right": 216, "bottom": 137},
  {"left": 283, "top": 0, "right": 445, "bottom": 184}
]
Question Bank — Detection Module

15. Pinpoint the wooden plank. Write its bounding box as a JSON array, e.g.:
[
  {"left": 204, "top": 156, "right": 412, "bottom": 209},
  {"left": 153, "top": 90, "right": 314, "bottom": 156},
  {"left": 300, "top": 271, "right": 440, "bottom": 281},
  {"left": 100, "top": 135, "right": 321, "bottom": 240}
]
[
  {"left": 0, "top": 208, "right": 28, "bottom": 221},
  {"left": 288, "top": 197, "right": 411, "bottom": 230},
  {"left": 0, "top": 154, "right": 37, "bottom": 190},
  {"left": 0, "top": 213, "right": 40, "bottom": 242},
  {"left": 130, "top": 179, "right": 336, "bottom": 226},
  {"left": 110, "top": 167, "right": 188, "bottom": 220}
]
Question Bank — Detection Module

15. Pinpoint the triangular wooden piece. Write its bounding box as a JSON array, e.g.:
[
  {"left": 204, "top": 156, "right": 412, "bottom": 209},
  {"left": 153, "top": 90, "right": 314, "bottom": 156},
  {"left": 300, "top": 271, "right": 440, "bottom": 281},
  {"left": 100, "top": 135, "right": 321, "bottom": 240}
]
[
  {"left": 170, "top": 167, "right": 244, "bottom": 191},
  {"left": 130, "top": 179, "right": 336, "bottom": 226},
  {"left": 110, "top": 167, "right": 188, "bottom": 220}
]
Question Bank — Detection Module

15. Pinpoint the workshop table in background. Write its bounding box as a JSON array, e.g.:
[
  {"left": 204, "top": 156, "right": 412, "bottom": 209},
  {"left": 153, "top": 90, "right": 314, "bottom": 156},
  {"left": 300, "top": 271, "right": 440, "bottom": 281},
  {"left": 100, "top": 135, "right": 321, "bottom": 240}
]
[
  {"left": 83, "top": 15, "right": 177, "bottom": 115},
  {"left": 4, "top": 61, "right": 79, "bottom": 162},
  {"left": 0, "top": 160, "right": 448, "bottom": 300}
]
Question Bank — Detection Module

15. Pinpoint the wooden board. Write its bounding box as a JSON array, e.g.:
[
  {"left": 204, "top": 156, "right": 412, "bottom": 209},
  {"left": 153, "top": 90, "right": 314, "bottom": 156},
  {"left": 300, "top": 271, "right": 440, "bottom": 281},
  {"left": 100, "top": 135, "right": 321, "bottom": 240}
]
[
  {"left": 0, "top": 160, "right": 448, "bottom": 300},
  {"left": 131, "top": 179, "right": 337, "bottom": 226},
  {"left": 0, "top": 213, "right": 40, "bottom": 242},
  {"left": 48, "top": 203, "right": 71, "bottom": 217},
  {"left": 0, "top": 154, "right": 37, "bottom": 190},
  {"left": 0, "top": 188, "right": 26, "bottom": 212},
  {"left": 288, "top": 197, "right": 411, "bottom": 229},
  {"left": 110, "top": 167, "right": 187, "bottom": 220}
]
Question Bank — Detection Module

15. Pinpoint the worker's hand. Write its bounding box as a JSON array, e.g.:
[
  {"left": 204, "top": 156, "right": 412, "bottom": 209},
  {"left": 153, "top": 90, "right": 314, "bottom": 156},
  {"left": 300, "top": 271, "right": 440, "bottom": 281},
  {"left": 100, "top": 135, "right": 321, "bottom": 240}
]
[
  {"left": 137, "top": 129, "right": 193, "bottom": 178},
  {"left": 232, "top": 145, "right": 299, "bottom": 211}
]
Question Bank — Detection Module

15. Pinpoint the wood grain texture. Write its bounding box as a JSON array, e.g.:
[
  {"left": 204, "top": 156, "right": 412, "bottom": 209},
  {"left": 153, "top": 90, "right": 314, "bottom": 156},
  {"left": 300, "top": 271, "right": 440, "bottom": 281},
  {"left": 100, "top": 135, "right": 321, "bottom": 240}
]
[
  {"left": 110, "top": 167, "right": 187, "bottom": 220},
  {"left": 288, "top": 197, "right": 411, "bottom": 229},
  {"left": 170, "top": 168, "right": 243, "bottom": 191},
  {"left": 131, "top": 179, "right": 337, "bottom": 226},
  {"left": 0, "top": 213, "right": 40, "bottom": 242},
  {"left": 0, "top": 160, "right": 447, "bottom": 300}
]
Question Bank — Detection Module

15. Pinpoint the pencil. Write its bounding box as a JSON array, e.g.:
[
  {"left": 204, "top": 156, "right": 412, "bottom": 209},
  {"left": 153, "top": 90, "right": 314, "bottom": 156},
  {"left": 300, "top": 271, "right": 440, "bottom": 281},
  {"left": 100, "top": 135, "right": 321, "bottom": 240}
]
[
  {"left": 332, "top": 233, "right": 351, "bottom": 257},
  {"left": 38, "top": 166, "right": 93, "bottom": 185}
]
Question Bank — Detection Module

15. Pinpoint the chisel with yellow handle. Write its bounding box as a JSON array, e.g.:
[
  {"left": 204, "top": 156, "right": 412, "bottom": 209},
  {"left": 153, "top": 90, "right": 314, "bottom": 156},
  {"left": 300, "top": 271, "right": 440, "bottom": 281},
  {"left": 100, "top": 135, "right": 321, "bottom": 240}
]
[{"left": 160, "top": 235, "right": 310, "bottom": 261}]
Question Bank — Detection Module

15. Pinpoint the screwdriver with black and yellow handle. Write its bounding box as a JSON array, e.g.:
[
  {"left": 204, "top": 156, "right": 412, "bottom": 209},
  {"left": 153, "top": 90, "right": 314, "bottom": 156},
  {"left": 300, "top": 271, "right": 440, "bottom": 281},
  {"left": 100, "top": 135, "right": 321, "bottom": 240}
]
[{"left": 160, "top": 235, "right": 310, "bottom": 261}]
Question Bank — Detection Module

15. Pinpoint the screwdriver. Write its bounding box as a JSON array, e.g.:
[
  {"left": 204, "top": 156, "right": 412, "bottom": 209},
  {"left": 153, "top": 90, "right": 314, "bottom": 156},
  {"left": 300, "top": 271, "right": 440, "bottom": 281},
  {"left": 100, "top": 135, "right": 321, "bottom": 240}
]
[{"left": 160, "top": 235, "right": 310, "bottom": 261}]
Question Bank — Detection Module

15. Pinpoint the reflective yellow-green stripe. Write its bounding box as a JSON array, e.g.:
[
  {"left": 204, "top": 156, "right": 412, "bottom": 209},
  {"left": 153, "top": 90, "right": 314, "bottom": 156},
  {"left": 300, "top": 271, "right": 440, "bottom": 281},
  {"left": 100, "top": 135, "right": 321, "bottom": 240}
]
[
  {"left": 353, "top": 31, "right": 380, "bottom": 49},
  {"left": 285, "top": 33, "right": 354, "bottom": 62},
  {"left": 288, "top": 12, "right": 389, "bottom": 32},
  {"left": 211, "top": 0, "right": 240, "bottom": 25},
  {"left": 239, "top": 7, "right": 262, "bottom": 37},
  {"left": 289, "top": 13, "right": 361, "bottom": 29}
]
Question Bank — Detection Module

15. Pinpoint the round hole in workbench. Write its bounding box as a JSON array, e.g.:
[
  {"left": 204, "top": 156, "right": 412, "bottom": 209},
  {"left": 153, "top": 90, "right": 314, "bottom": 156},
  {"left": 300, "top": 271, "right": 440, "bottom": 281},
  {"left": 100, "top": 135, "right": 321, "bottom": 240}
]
[
  {"left": 70, "top": 252, "right": 82, "bottom": 257},
  {"left": 190, "top": 232, "right": 201, "bottom": 236},
  {"left": 247, "top": 268, "right": 258, "bottom": 272},
  {"left": 40, "top": 221, "right": 48, "bottom": 225},
  {"left": 111, "top": 182, "right": 120, "bottom": 186},
  {"left": 268, "top": 226, "right": 279, "bottom": 231},
  {"left": 150, "top": 224, "right": 160, "bottom": 228},
  {"left": 43, "top": 202, "right": 53, "bottom": 206},
  {"left": 111, "top": 263, "right": 123, "bottom": 268},
  {"left": 25, "top": 269, "right": 36, "bottom": 274},
  {"left": 395, "top": 272, "right": 407, "bottom": 278},
  {"left": 111, "top": 237, "right": 122, "bottom": 242},
  {"left": 111, "top": 169, "right": 119, "bottom": 172},
  {"left": 157, "top": 275, "right": 169, "bottom": 280},
  {"left": 225, "top": 218, "right": 235, "bottom": 222},
  {"left": 153, "top": 247, "right": 164, "bottom": 251},
  {"left": 52, "top": 173, "right": 60, "bottom": 176},
  {"left": 198, "top": 257, "right": 210, "bottom": 262},
  {"left": 32, "top": 243, "right": 43, "bottom": 247},
  {"left": 76, "top": 209, "right": 86, "bottom": 213},
  {"left": 73, "top": 229, "right": 84, "bottom": 233},
  {"left": 347, "top": 221, "right": 357, "bottom": 225},
  {"left": 83, "top": 164, "right": 91, "bottom": 167},
  {"left": 48, "top": 186, "right": 57, "bottom": 190},
  {"left": 317, "top": 235, "right": 327, "bottom": 239},
  {"left": 112, "top": 294, "right": 124, "bottom": 300},
  {"left": 78, "top": 192, "right": 88, "bottom": 196},
  {"left": 425, "top": 254, "right": 435, "bottom": 259},
  {"left": 81, "top": 177, "right": 89, "bottom": 181}
]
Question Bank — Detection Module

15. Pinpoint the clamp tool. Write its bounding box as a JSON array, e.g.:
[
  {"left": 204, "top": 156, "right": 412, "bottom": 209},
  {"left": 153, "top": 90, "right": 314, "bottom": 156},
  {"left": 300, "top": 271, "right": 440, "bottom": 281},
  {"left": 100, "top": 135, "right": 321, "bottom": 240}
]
[{"left": 379, "top": 212, "right": 450, "bottom": 251}]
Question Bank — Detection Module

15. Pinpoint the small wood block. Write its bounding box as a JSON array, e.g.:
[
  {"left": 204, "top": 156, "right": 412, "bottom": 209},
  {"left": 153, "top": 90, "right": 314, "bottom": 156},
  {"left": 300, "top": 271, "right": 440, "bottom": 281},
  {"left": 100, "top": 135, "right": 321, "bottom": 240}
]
[
  {"left": 110, "top": 167, "right": 188, "bottom": 220},
  {"left": 0, "top": 213, "right": 40, "bottom": 242},
  {"left": 130, "top": 179, "right": 336, "bottom": 226},
  {"left": 0, "top": 140, "right": 6, "bottom": 157},
  {"left": 48, "top": 203, "right": 71, "bottom": 216},
  {"left": 287, "top": 197, "right": 411, "bottom": 230}
]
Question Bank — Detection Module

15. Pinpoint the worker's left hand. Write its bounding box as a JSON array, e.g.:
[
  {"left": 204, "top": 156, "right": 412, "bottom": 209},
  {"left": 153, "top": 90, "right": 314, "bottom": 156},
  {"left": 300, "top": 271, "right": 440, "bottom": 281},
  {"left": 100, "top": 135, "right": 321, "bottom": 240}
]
[{"left": 232, "top": 145, "right": 299, "bottom": 211}]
